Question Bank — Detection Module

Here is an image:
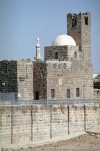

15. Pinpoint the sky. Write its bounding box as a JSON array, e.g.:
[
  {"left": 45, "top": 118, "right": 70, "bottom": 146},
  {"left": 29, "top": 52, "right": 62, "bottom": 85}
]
[{"left": 0, "top": 0, "right": 100, "bottom": 73}]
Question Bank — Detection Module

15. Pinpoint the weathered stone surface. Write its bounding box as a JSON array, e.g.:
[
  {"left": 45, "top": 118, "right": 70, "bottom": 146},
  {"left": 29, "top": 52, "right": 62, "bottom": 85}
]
[
  {"left": 17, "top": 60, "right": 33, "bottom": 100},
  {"left": 0, "top": 60, "right": 34, "bottom": 100},
  {"left": 0, "top": 60, "right": 17, "bottom": 93},
  {"left": 33, "top": 61, "right": 47, "bottom": 99},
  {"left": 46, "top": 59, "right": 93, "bottom": 99},
  {"left": 67, "top": 12, "right": 91, "bottom": 63},
  {"left": 0, "top": 104, "right": 100, "bottom": 144}
]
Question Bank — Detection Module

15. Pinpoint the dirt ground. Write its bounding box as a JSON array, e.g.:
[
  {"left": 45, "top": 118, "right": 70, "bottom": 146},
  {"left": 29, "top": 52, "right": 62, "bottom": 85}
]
[{"left": 1, "top": 133, "right": 100, "bottom": 151}]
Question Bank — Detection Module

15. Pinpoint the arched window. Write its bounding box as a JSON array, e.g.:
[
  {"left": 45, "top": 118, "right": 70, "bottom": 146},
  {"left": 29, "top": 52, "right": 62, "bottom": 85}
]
[
  {"left": 72, "top": 16, "right": 77, "bottom": 27},
  {"left": 74, "top": 51, "right": 77, "bottom": 58},
  {"left": 54, "top": 52, "right": 58, "bottom": 59},
  {"left": 84, "top": 17, "right": 88, "bottom": 25}
]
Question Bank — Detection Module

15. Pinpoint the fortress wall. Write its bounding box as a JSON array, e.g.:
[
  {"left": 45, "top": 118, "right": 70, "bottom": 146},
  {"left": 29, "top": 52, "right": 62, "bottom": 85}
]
[
  {"left": 0, "top": 106, "right": 11, "bottom": 144},
  {"left": 69, "top": 104, "right": 84, "bottom": 134},
  {"left": 32, "top": 105, "right": 50, "bottom": 141},
  {"left": 12, "top": 106, "right": 31, "bottom": 143},
  {"left": 0, "top": 104, "right": 100, "bottom": 145},
  {"left": 51, "top": 105, "right": 68, "bottom": 138},
  {"left": 85, "top": 104, "right": 100, "bottom": 129}
]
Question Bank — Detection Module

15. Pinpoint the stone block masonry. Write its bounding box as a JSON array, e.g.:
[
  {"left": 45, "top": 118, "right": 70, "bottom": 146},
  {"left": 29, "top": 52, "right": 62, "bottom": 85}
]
[
  {"left": 0, "top": 103, "right": 100, "bottom": 145},
  {"left": 0, "top": 61, "right": 17, "bottom": 93},
  {"left": 17, "top": 60, "right": 33, "bottom": 100},
  {"left": 0, "top": 60, "right": 34, "bottom": 100},
  {"left": 33, "top": 61, "right": 47, "bottom": 99},
  {"left": 46, "top": 59, "right": 93, "bottom": 99}
]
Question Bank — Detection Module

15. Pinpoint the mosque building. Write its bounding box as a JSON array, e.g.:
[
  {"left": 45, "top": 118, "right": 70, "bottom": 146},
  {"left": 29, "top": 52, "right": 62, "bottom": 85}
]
[{"left": 0, "top": 12, "right": 94, "bottom": 100}]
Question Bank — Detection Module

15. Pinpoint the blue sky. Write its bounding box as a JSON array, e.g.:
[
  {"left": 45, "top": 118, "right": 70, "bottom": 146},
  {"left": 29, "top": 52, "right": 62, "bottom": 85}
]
[{"left": 0, "top": 0, "right": 100, "bottom": 73}]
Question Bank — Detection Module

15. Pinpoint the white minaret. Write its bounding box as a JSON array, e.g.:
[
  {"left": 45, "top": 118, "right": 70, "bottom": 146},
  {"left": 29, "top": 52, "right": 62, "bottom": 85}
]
[{"left": 35, "top": 38, "right": 41, "bottom": 60}]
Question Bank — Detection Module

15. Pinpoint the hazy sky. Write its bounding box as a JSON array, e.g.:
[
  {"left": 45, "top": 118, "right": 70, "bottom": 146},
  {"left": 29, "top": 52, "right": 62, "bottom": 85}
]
[{"left": 0, "top": 0, "right": 100, "bottom": 73}]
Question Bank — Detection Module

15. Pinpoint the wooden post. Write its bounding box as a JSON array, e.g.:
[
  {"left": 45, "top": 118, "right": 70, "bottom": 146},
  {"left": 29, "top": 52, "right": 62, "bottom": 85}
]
[
  {"left": 84, "top": 104, "right": 86, "bottom": 131},
  {"left": 11, "top": 106, "right": 13, "bottom": 144},
  {"left": 31, "top": 105, "right": 33, "bottom": 141},
  {"left": 50, "top": 105, "right": 52, "bottom": 139},
  {"left": 68, "top": 105, "right": 70, "bottom": 135}
]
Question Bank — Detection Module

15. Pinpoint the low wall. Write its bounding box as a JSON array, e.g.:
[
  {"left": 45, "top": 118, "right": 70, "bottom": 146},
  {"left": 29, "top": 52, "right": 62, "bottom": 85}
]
[{"left": 0, "top": 104, "right": 100, "bottom": 145}]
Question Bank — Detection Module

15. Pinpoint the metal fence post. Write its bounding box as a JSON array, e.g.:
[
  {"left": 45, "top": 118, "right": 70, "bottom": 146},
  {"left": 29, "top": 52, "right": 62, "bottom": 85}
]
[
  {"left": 31, "top": 105, "right": 33, "bottom": 141},
  {"left": 50, "top": 105, "right": 52, "bottom": 139},
  {"left": 84, "top": 104, "right": 86, "bottom": 131},
  {"left": 68, "top": 105, "right": 70, "bottom": 135},
  {"left": 11, "top": 106, "right": 13, "bottom": 144}
]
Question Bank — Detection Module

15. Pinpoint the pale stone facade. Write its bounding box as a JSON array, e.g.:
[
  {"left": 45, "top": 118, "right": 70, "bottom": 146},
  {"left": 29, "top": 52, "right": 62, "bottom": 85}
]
[
  {"left": 0, "top": 104, "right": 100, "bottom": 144},
  {"left": 17, "top": 60, "right": 33, "bottom": 100}
]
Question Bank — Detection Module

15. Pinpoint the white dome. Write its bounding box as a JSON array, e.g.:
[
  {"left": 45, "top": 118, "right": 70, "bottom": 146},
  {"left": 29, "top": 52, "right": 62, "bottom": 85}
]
[{"left": 52, "top": 35, "right": 76, "bottom": 46}]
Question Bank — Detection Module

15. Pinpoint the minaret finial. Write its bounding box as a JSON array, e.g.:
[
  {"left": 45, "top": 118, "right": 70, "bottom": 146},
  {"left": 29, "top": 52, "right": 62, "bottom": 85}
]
[{"left": 36, "top": 38, "right": 39, "bottom": 45}]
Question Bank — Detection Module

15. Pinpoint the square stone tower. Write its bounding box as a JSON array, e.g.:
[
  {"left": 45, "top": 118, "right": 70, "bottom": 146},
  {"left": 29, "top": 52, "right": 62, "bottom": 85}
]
[{"left": 67, "top": 12, "right": 91, "bottom": 63}]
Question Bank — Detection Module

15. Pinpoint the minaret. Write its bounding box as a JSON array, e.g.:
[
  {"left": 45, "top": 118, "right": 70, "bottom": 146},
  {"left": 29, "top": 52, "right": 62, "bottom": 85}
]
[{"left": 35, "top": 38, "right": 41, "bottom": 60}]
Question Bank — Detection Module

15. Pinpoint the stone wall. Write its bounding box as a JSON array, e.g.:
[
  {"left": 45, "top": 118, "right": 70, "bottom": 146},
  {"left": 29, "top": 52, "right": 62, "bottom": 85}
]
[
  {"left": 0, "top": 104, "right": 100, "bottom": 145},
  {"left": 0, "top": 106, "right": 11, "bottom": 144},
  {"left": 44, "top": 46, "right": 68, "bottom": 61},
  {"left": 17, "top": 60, "right": 33, "bottom": 100},
  {"left": 0, "top": 60, "right": 34, "bottom": 100},
  {"left": 33, "top": 61, "right": 47, "bottom": 99},
  {"left": 44, "top": 46, "right": 79, "bottom": 61},
  {"left": 0, "top": 60, "right": 17, "bottom": 93},
  {"left": 71, "top": 60, "right": 93, "bottom": 99},
  {"left": 47, "top": 60, "right": 93, "bottom": 99}
]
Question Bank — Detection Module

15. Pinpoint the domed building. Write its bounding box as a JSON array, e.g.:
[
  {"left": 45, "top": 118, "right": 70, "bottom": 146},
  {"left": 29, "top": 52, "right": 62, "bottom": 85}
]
[
  {"left": 0, "top": 12, "right": 94, "bottom": 100},
  {"left": 52, "top": 35, "right": 76, "bottom": 46},
  {"left": 33, "top": 12, "right": 93, "bottom": 100}
]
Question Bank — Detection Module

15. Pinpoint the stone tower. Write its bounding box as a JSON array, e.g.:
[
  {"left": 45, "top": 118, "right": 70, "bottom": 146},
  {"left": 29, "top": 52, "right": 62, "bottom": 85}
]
[{"left": 67, "top": 12, "right": 91, "bottom": 63}]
